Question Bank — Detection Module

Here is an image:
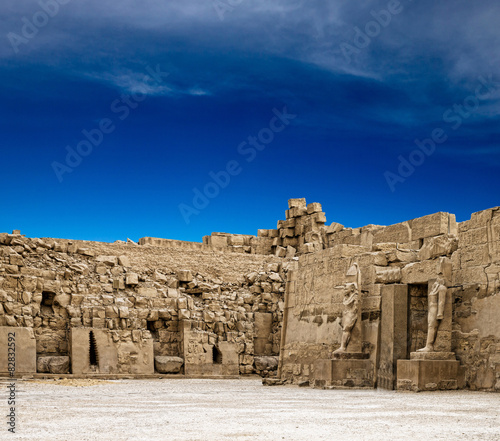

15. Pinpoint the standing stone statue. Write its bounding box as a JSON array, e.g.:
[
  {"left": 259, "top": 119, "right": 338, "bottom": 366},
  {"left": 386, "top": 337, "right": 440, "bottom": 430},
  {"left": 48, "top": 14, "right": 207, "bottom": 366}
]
[
  {"left": 334, "top": 263, "right": 360, "bottom": 354},
  {"left": 417, "top": 277, "right": 447, "bottom": 353}
]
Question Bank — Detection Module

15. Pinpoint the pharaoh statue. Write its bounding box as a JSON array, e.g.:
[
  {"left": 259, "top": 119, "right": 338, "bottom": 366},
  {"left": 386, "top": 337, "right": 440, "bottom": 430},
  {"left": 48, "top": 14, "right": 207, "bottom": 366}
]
[
  {"left": 333, "top": 263, "right": 361, "bottom": 354},
  {"left": 417, "top": 277, "right": 448, "bottom": 353}
]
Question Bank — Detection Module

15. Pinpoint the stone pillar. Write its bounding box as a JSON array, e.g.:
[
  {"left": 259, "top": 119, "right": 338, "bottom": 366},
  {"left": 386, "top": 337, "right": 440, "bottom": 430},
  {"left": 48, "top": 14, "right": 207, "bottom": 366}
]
[
  {"left": 378, "top": 284, "right": 408, "bottom": 390},
  {"left": 0, "top": 327, "right": 36, "bottom": 375}
]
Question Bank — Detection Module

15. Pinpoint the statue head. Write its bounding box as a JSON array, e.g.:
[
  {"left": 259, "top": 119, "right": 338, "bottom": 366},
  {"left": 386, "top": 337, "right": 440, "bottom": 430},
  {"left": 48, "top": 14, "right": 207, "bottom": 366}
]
[
  {"left": 435, "top": 276, "right": 447, "bottom": 287},
  {"left": 345, "top": 282, "right": 358, "bottom": 295}
]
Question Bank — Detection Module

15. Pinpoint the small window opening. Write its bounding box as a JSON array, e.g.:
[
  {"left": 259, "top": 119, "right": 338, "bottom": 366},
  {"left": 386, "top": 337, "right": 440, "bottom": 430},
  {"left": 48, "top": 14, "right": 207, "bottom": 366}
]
[
  {"left": 89, "top": 331, "right": 99, "bottom": 368},
  {"left": 41, "top": 291, "right": 55, "bottom": 315},
  {"left": 213, "top": 346, "right": 223, "bottom": 364},
  {"left": 147, "top": 321, "right": 159, "bottom": 340}
]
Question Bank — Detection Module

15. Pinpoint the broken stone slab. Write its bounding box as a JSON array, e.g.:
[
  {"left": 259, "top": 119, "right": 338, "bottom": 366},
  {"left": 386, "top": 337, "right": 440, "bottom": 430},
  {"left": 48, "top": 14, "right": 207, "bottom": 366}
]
[
  {"left": 419, "top": 235, "right": 458, "bottom": 261},
  {"left": 262, "top": 378, "right": 286, "bottom": 386},
  {"left": 77, "top": 248, "right": 95, "bottom": 257},
  {"left": 37, "top": 356, "right": 70, "bottom": 374},
  {"left": 245, "top": 272, "right": 258, "bottom": 284},
  {"left": 96, "top": 255, "right": 118, "bottom": 266},
  {"left": 68, "top": 263, "right": 89, "bottom": 275},
  {"left": 125, "top": 273, "right": 139, "bottom": 285},
  {"left": 155, "top": 356, "right": 184, "bottom": 374},
  {"left": 9, "top": 254, "right": 24, "bottom": 266},
  {"left": 118, "top": 255, "right": 131, "bottom": 267},
  {"left": 326, "top": 222, "right": 344, "bottom": 234},
  {"left": 267, "top": 272, "right": 283, "bottom": 283}
]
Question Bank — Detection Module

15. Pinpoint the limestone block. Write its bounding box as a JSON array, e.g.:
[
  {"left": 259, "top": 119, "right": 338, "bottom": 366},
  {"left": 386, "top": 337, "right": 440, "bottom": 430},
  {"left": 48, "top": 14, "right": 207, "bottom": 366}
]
[
  {"left": 375, "top": 267, "right": 402, "bottom": 284},
  {"left": 295, "top": 225, "right": 305, "bottom": 236},
  {"left": 419, "top": 235, "right": 458, "bottom": 261},
  {"left": 326, "top": 223, "right": 344, "bottom": 234},
  {"left": 286, "top": 246, "right": 297, "bottom": 258},
  {"left": 402, "top": 260, "right": 441, "bottom": 284},
  {"left": 288, "top": 198, "right": 307, "bottom": 209},
  {"left": 155, "top": 356, "right": 183, "bottom": 374},
  {"left": 9, "top": 254, "right": 24, "bottom": 266},
  {"left": 460, "top": 227, "right": 488, "bottom": 246},
  {"left": 283, "top": 237, "right": 298, "bottom": 248},
  {"left": 54, "top": 294, "right": 71, "bottom": 307},
  {"left": 43, "top": 280, "right": 60, "bottom": 293},
  {"left": 118, "top": 255, "right": 131, "bottom": 267},
  {"left": 280, "top": 228, "right": 295, "bottom": 238},
  {"left": 397, "top": 359, "right": 465, "bottom": 391},
  {"left": 307, "top": 203, "right": 322, "bottom": 214},
  {"left": 177, "top": 270, "right": 193, "bottom": 282},
  {"left": 313, "top": 359, "right": 374, "bottom": 388},
  {"left": 373, "top": 222, "right": 411, "bottom": 244},
  {"left": 313, "top": 212, "right": 327, "bottom": 224},
  {"left": 96, "top": 255, "right": 118, "bottom": 266},
  {"left": 303, "top": 243, "right": 315, "bottom": 254},
  {"left": 459, "top": 244, "right": 490, "bottom": 267},
  {"left": 289, "top": 206, "right": 307, "bottom": 218},
  {"left": 96, "top": 264, "right": 108, "bottom": 275},
  {"left": 211, "top": 235, "right": 228, "bottom": 248},
  {"left": 268, "top": 272, "right": 283, "bottom": 283},
  {"left": 37, "top": 356, "right": 70, "bottom": 374},
  {"left": 410, "top": 212, "right": 455, "bottom": 240},
  {"left": 275, "top": 246, "right": 286, "bottom": 258},
  {"left": 4, "top": 264, "right": 19, "bottom": 274},
  {"left": 77, "top": 248, "right": 95, "bottom": 257},
  {"left": 0, "top": 327, "right": 37, "bottom": 374},
  {"left": 137, "top": 287, "right": 157, "bottom": 297},
  {"left": 69, "top": 263, "right": 89, "bottom": 275},
  {"left": 229, "top": 235, "right": 245, "bottom": 246}
]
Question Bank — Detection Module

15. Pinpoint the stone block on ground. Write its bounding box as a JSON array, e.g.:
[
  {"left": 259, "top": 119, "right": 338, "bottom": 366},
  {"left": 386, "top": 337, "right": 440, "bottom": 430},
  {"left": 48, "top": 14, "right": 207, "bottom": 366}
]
[
  {"left": 37, "top": 356, "right": 70, "bottom": 374},
  {"left": 254, "top": 356, "right": 279, "bottom": 371},
  {"left": 155, "top": 356, "right": 184, "bottom": 374}
]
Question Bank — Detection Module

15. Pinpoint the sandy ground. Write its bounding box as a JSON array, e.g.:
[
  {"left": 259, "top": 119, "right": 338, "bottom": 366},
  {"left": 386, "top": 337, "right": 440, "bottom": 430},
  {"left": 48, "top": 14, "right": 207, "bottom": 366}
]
[{"left": 2, "top": 378, "right": 499, "bottom": 441}]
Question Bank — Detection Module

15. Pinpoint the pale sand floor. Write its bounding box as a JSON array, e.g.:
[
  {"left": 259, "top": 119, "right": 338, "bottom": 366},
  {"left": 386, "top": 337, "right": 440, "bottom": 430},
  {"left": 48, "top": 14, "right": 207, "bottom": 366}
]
[{"left": 3, "top": 378, "right": 499, "bottom": 441}]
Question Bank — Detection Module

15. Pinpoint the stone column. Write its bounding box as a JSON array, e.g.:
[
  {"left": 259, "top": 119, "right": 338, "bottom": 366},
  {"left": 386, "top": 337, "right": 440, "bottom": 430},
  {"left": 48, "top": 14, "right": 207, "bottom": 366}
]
[{"left": 378, "top": 285, "right": 408, "bottom": 390}]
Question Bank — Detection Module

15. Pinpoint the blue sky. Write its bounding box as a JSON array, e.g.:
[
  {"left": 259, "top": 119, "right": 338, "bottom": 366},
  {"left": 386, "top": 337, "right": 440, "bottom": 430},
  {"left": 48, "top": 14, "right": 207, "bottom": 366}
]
[{"left": 1, "top": 0, "right": 499, "bottom": 242}]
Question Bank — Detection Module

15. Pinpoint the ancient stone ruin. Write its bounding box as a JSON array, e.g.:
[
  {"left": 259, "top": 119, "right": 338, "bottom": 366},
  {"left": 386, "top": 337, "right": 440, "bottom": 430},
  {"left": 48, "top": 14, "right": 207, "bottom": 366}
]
[{"left": 1, "top": 198, "right": 499, "bottom": 392}]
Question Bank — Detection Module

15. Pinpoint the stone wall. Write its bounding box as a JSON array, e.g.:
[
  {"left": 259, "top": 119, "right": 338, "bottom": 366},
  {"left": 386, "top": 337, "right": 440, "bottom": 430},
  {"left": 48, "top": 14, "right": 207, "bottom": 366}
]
[
  {"left": 452, "top": 207, "right": 500, "bottom": 391},
  {"left": 0, "top": 233, "right": 287, "bottom": 376},
  {"left": 1, "top": 199, "right": 499, "bottom": 391},
  {"left": 278, "top": 205, "right": 500, "bottom": 392}
]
